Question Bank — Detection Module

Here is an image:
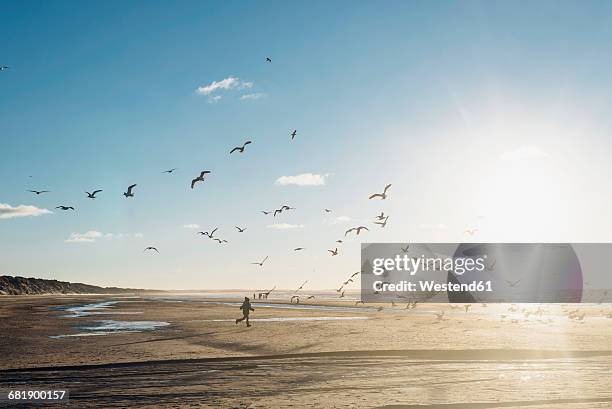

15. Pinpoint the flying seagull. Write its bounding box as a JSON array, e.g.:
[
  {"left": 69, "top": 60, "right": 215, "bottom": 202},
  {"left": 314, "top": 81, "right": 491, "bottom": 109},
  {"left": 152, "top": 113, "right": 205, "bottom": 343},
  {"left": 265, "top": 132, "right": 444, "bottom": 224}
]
[
  {"left": 261, "top": 210, "right": 272, "bottom": 215},
  {"left": 86, "top": 190, "right": 103, "bottom": 199},
  {"left": 213, "top": 238, "right": 228, "bottom": 244},
  {"left": 323, "top": 208, "right": 332, "bottom": 213},
  {"left": 369, "top": 184, "right": 392, "bottom": 200},
  {"left": 27, "top": 190, "right": 50, "bottom": 195},
  {"left": 55, "top": 206, "right": 75, "bottom": 211},
  {"left": 374, "top": 216, "right": 389, "bottom": 228},
  {"left": 295, "top": 280, "right": 308, "bottom": 293},
  {"left": 123, "top": 184, "right": 137, "bottom": 198},
  {"left": 464, "top": 228, "right": 478, "bottom": 236},
  {"left": 197, "top": 227, "right": 218, "bottom": 238},
  {"left": 345, "top": 226, "right": 369, "bottom": 237},
  {"left": 350, "top": 271, "right": 360, "bottom": 278},
  {"left": 191, "top": 171, "right": 211, "bottom": 189},
  {"left": 290, "top": 130, "right": 297, "bottom": 140},
  {"left": 336, "top": 239, "right": 343, "bottom": 244},
  {"left": 252, "top": 256, "right": 269, "bottom": 266},
  {"left": 235, "top": 226, "right": 247, "bottom": 233},
  {"left": 400, "top": 245, "right": 410, "bottom": 253},
  {"left": 505, "top": 278, "right": 522, "bottom": 287},
  {"left": 328, "top": 248, "right": 339, "bottom": 256},
  {"left": 0, "top": 66, "right": 9, "bottom": 71},
  {"left": 375, "top": 212, "right": 386, "bottom": 221},
  {"left": 294, "top": 247, "right": 305, "bottom": 251},
  {"left": 144, "top": 247, "right": 159, "bottom": 253},
  {"left": 230, "top": 140, "right": 252, "bottom": 154},
  {"left": 266, "top": 57, "right": 272, "bottom": 63},
  {"left": 163, "top": 168, "right": 177, "bottom": 174}
]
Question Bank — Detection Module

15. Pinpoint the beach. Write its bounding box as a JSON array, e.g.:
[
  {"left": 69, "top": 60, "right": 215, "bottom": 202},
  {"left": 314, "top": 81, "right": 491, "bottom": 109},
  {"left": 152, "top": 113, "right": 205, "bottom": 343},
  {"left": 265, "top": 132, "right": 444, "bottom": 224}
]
[{"left": 1, "top": 294, "right": 611, "bottom": 408}]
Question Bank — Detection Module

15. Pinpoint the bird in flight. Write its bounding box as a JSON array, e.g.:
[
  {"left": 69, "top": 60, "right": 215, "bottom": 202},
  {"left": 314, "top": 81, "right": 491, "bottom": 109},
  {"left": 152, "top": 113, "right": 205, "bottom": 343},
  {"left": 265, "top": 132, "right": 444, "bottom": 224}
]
[
  {"left": 295, "top": 280, "right": 308, "bottom": 293},
  {"left": 123, "top": 184, "right": 137, "bottom": 198},
  {"left": 339, "top": 290, "right": 346, "bottom": 298},
  {"left": 336, "top": 240, "right": 343, "bottom": 244},
  {"left": 27, "top": 190, "right": 50, "bottom": 195},
  {"left": 290, "top": 130, "right": 297, "bottom": 140},
  {"left": 144, "top": 247, "right": 159, "bottom": 253},
  {"left": 0, "top": 66, "right": 9, "bottom": 71},
  {"left": 375, "top": 212, "right": 386, "bottom": 221},
  {"left": 55, "top": 206, "right": 75, "bottom": 211},
  {"left": 261, "top": 210, "right": 272, "bottom": 215},
  {"left": 464, "top": 228, "right": 478, "bottom": 236},
  {"left": 191, "top": 171, "right": 211, "bottom": 189},
  {"left": 85, "top": 190, "right": 103, "bottom": 199},
  {"left": 252, "top": 256, "right": 269, "bottom": 266},
  {"left": 163, "top": 168, "right": 177, "bottom": 174},
  {"left": 369, "top": 184, "right": 392, "bottom": 200},
  {"left": 345, "top": 226, "right": 369, "bottom": 236},
  {"left": 400, "top": 245, "right": 409, "bottom": 253},
  {"left": 294, "top": 247, "right": 305, "bottom": 251},
  {"left": 328, "top": 248, "right": 339, "bottom": 256},
  {"left": 213, "top": 238, "right": 228, "bottom": 244},
  {"left": 374, "top": 216, "right": 389, "bottom": 228},
  {"left": 229, "top": 140, "right": 252, "bottom": 154},
  {"left": 266, "top": 57, "right": 272, "bottom": 63},
  {"left": 350, "top": 271, "right": 360, "bottom": 278},
  {"left": 197, "top": 228, "right": 218, "bottom": 238},
  {"left": 323, "top": 208, "right": 332, "bottom": 213},
  {"left": 235, "top": 226, "right": 246, "bottom": 233},
  {"left": 505, "top": 278, "right": 522, "bottom": 287}
]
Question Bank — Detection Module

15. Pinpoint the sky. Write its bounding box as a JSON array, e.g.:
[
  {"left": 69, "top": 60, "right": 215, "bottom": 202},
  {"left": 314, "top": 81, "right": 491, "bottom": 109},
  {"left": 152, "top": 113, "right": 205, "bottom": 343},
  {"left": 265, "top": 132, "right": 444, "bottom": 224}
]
[{"left": 2, "top": 1, "right": 612, "bottom": 290}]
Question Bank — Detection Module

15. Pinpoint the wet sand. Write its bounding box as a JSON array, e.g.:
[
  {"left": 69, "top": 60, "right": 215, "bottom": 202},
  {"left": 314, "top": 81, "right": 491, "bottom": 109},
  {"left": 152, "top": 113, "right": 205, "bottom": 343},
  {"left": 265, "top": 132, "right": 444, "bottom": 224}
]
[{"left": 1, "top": 294, "right": 611, "bottom": 408}]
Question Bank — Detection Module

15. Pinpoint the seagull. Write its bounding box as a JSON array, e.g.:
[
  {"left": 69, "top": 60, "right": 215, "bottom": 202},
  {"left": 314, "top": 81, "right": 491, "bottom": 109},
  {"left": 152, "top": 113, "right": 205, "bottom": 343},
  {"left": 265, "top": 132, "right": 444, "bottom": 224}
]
[
  {"left": 336, "top": 240, "right": 343, "bottom": 244},
  {"left": 295, "top": 280, "right": 308, "bottom": 292},
  {"left": 323, "top": 208, "right": 332, "bottom": 213},
  {"left": 213, "top": 238, "right": 228, "bottom": 244},
  {"left": 197, "top": 228, "right": 218, "bottom": 238},
  {"left": 191, "top": 171, "right": 211, "bottom": 189},
  {"left": 464, "top": 228, "right": 478, "bottom": 236},
  {"left": 252, "top": 256, "right": 269, "bottom": 266},
  {"left": 369, "top": 184, "right": 392, "bottom": 200},
  {"left": 350, "top": 271, "right": 360, "bottom": 278},
  {"left": 144, "top": 247, "right": 159, "bottom": 253},
  {"left": 294, "top": 247, "right": 305, "bottom": 251},
  {"left": 163, "top": 168, "right": 177, "bottom": 174},
  {"left": 343, "top": 278, "right": 354, "bottom": 285},
  {"left": 55, "top": 206, "right": 75, "bottom": 211},
  {"left": 229, "top": 140, "right": 252, "bottom": 154},
  {"left": 261, "top": 210, "right": 272, "bottom": 215},
  {"left": 328, "top": 248, "right": 338, "bottom": 256},
  {"left": 306, "top": 295, "right": 315, "bottom": 300},
  {"left": 375, "top": 212, "right": 386, "bottom": 220},
  {"left": 235, "top": 226, "right": 247, "bottom": 233},
  {"left": 290, "top": 130, "right": 297, "bottom": 140},
  {"left": 374, "top": 216, "right": 389, "bottom": 228},
  {"left": 266, "top": 57, "right": 272, "bottom": 63},
  {"left": 336, "top": 285, "right": 344, "bottom": 292},
  {"left": 123, "top": 184, "right": 137, "bottom": 197},
  {"left": 339, "top": 290, "right": 345, "bottom": 298},
  {"left": 85, "top": 190, "right": 103, "bottom": 199},
  {"left": 345, "top": 226, "right": 369, "bottom": 236},
  {"left": 27, "top": 190, "right": 50, "bottom": 195},
  {"left": 0, "top": 66, "right": 9, "bottom": 71},
  {"left": 400, "top": 245, "right": 409, "bottom": 253}
]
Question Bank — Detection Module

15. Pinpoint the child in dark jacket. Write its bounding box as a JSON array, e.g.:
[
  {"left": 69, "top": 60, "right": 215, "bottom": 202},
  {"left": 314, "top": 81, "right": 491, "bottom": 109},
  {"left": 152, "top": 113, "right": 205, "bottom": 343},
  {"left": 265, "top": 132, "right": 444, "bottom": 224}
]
[{"left": 236, "top": 297, "right": 255, "bottom": 327}]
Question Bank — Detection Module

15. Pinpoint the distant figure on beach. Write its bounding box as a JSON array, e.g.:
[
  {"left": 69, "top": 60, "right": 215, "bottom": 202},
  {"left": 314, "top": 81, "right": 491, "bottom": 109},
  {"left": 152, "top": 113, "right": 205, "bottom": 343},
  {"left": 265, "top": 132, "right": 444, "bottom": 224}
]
[{"left": 236, "top": 297, "right": 255, "bottom": 327}]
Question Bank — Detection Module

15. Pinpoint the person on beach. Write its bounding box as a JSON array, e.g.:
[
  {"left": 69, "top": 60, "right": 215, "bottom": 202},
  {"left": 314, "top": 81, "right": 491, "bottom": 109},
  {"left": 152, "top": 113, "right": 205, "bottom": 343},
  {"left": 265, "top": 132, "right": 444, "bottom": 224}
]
[{"left": 236, "top": 297, "right": 255, "bottom": 327}]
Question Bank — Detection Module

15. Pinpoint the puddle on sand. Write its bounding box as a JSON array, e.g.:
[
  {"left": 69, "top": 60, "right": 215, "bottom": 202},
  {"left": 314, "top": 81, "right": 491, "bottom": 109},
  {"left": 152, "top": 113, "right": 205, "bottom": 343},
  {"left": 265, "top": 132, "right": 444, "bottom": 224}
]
[{"left": 201, "top": 316, "right": 369, "bottom": 322}]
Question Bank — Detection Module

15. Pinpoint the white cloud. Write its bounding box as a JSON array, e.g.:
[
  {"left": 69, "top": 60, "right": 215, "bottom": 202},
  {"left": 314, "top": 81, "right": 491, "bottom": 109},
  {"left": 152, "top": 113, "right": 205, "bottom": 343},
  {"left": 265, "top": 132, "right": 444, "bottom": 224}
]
[
  {"left": 267, "top": 223, "right": 305, "bottom": 230},
  {"left": 275, "top": 173, "right": 328, "bottom": 186},
  {"left": 0, "top": 203, "right": 52, "bottom": 220},
  {"left": 182, "top": 224, "right": 200, "bottom": 229},
  {"left": 324, "top": 215, "right": 352, "bottom": 225},
  {"left": 66, "top": 231, "right": 143, "bottom": 243},
  {"left": 196, "top": 76, "right": 254, "bottom": 103},
  {"left": 240, "top": 93, "right": 266, "bottom": 101},
  {"left": 500, "top": 146, "right": 549, "bottom": 161},
  {"left": 66, "top": 231, "right": 103, "bottom": 243}
]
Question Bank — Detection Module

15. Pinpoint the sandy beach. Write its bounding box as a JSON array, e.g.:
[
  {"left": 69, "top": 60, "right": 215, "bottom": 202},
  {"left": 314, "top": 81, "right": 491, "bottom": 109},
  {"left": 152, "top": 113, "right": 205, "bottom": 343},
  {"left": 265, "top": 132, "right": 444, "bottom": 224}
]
[{"left": 1, "top": 294, "right": 611, "bottom": 408}]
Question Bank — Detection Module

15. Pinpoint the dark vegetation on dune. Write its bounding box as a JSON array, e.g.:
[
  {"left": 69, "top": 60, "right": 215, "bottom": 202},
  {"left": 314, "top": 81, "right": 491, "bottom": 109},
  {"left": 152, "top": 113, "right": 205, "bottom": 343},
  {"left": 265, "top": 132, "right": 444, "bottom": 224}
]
[{"left": 0, "top": 275, "right": 150, "bottom": 295}]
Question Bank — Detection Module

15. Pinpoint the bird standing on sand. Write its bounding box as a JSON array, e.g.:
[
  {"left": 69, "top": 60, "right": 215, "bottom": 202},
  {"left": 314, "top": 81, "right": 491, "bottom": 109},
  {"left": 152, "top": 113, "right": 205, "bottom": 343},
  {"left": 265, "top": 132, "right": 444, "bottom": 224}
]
[
  {"left": 229, "top": 140, "right": 252, "bottom": 154},
  {"left": 86, "top": 190, "right": 102, "bottom": 199},
  {"left": 191, "top": 171, "right": 211, "bottom": 189},
  {"left": 27, "top": 190, "right": 50, "bottom": 195},
  {"left": 123, "top": 184, "right": 137, "bottom": 197},
  {"left": 144, "top": 247, "right": 159, "bottom": 253},
  {"left": 369, "top": 184, "right": 392, "bottom": 200},
  {"left": 55, "top": 206, "right": 75, "bottom": 211},
  {"left": 252, "top": 256, "right": 269, "bottom": 266}
]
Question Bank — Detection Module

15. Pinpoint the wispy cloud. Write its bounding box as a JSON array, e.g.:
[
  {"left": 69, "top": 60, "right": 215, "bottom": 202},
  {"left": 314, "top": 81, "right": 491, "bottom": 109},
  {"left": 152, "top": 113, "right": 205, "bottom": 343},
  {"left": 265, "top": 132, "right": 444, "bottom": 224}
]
[
  {"left": 0, "top": 203, "right": 52, "bottom": 220},
  {"left": 276, "top": 173, "right": 328, "bottom": 186},
  {"left": 182, "top": 224, "right": 200, "bottom": 229},
  {"left": 500, "top": 146, "right": 549, "bottom": 161},
  {"left": 240, "top": 93, "right": 266, "bottom": 101},
  {"left": 196, "top": 76, "right": 254, "bottom": 102},
  {"left": 66, "top": 231, "right": 143, "bottom": 243},
  {"left": 267, "top": 223, "right": 305, "bottom": 230},
  {"left": 66, "top": 231, "right": 103, "bottom": 243}
]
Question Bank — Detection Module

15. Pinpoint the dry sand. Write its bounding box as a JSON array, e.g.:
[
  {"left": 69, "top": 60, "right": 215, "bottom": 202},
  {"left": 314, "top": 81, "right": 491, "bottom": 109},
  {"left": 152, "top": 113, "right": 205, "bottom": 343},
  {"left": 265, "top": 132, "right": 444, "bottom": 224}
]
[{"left": 1, "top": 294, "right": 611, "bottom": 408}]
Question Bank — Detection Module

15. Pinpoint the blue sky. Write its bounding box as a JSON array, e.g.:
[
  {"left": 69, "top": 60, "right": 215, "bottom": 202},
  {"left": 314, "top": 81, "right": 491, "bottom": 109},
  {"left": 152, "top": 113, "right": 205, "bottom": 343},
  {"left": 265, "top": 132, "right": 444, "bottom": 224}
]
[{"left": 3, "top": 1, "right": 612, "bottom": 290}]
